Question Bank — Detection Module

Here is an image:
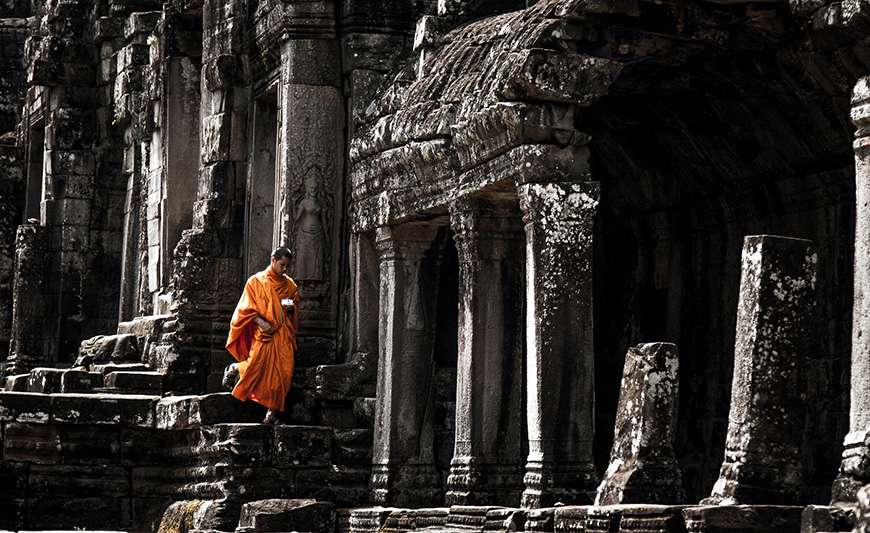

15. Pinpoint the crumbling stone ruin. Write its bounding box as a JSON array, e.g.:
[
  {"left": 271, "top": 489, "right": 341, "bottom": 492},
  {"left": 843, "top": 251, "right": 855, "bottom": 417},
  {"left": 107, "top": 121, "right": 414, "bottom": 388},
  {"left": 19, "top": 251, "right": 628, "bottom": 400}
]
[{"left": 4, "top": 0, "right": 870, "bottom": 528}]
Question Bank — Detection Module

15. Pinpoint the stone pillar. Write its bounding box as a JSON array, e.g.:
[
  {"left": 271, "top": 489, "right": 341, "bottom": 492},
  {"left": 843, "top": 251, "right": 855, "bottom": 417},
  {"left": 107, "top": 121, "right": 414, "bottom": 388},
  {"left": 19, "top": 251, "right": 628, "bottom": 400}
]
[
  {"left": 835, "top": 76, "right": 870, "bottom": 502},
  {"left": 6, "top": 223, "right": 48, "bottom": 375},
  {"left": 705, "top": 235, "right": 816, "bottom": 505},
  {"left": 446, "top": 197, "right": 525, "bottom": 506},
  {"left": 274, "top": 38, "right": 345, "bottom": 364},
  {"left": 595, "top": 342, "right": 684, "bottom": 506},
  {"left": 517, "top": 181, "right": 600, "bottom": 508},
  {"left": 0, "top": 144, "right": 24, "bottom": 365},
  {"left": 349, "top": 231, "right": 379, "bottom": 359},
  {"left": 370, "top": 223, "right": 443, "bottom": 506}
]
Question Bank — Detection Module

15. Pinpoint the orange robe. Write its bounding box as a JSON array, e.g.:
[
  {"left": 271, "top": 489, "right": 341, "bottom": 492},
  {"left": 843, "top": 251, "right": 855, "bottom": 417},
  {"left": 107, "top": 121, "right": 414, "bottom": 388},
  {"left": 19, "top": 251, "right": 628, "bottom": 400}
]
[{"left": 225, "top": 268, "right": 299, "bottom": 411}]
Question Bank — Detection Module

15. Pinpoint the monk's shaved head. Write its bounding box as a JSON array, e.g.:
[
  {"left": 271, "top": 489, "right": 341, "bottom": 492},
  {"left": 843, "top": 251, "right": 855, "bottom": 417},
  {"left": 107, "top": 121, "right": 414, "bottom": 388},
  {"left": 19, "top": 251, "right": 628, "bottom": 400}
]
[{"left": 271, "top": 247, "right": 293, "bottom": 261}]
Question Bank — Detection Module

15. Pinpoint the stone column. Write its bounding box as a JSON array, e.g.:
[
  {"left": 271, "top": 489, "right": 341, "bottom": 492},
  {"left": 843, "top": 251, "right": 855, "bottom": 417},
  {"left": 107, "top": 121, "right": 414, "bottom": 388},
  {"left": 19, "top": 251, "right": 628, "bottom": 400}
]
[
  {"left": 349, "top": 231, "right": 379, "bottom": 359},
  {"left": 275, "top": 39, "right": 345, "bottom": 363},
  {"left": 6, "top": 223, "right": 48, "bottom": 376},
  {"left": 446, "top": 197, "right": 525, "bottom": 506},
  {"left": 518, "top": 181, "right": 600, "bottom": 508},
  {"left": 835, "top": 76, "right": 870, "bottom": 502},
  {"left": 705, "top": 235, "right": 816, "bottom": 505},
  {"left": 595, "top": 342, "right": 684, "bottom": 506},
  {"left": 371, "top": 223, "right": 442, "bottom": 506}
]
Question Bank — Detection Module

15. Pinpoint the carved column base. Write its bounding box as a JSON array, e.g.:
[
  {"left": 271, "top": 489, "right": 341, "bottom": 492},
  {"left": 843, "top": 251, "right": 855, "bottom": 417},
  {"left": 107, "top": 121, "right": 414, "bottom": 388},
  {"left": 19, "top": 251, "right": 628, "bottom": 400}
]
[
  {"left": 370, "top": 463, "right": 442, "bottom": 507},
  {"left": 702, "top": 456, "right": 801, "bottom": 505},
  {"left": 446, "top": 457, "right": 525, "bottom": 506},
  {"left": 521, "top": 459, "right": 598, "bottom": 508}
]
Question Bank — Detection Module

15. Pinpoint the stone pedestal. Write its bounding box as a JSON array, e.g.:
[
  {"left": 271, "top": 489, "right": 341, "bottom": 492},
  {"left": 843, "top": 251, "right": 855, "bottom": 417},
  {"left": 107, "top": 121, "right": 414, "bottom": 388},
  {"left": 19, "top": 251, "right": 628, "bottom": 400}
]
[
  {"left": 517, "top": 181, "right": 600, "bottom": 508},
  {"left": 370, "top": 223, "right": 442, "bottom": 506},
  {"left": 595, "top": 343, "right": 684, "bottom": 506},
  {"left": 446, "top": 197, "right": 525, "bottom": 506},
  {"left": 835, "top": 75, "right": 870, "bottom": 503},
  {"left": 705, "top": 235, "right": 816, "bottom": 505},
  {"left": 6, "top": 224, "right": 48, "bottom": 376}
]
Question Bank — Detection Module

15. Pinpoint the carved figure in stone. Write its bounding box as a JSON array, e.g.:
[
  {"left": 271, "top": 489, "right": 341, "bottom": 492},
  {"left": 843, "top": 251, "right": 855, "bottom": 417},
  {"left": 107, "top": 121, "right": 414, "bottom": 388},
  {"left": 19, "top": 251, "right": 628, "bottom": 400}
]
[
  {"left": 225, "top": 246, "right": 300, "bottom": 424},
  {"left": 293, "top": 174, "right": 329, "bottom": 282}
]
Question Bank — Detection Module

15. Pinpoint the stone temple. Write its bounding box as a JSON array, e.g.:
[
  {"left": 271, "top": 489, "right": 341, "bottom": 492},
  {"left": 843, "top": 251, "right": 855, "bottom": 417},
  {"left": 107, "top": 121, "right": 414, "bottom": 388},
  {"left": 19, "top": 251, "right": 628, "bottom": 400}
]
[{"left": 4, "top": 0, "right": 870, "bottom": 529}]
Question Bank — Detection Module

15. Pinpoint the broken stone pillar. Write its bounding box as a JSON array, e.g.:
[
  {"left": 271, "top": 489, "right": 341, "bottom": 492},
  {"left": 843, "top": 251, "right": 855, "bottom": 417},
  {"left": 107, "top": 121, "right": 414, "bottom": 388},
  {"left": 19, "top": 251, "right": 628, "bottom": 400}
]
[
  {"left": 370, "top": 223, "right": 442, "bottom": 506},
  {"left": 446, "top": 196, "right": 525, "bottom": 506},
  {"left": 705, "top": 235, "right": 817, "bottom": 505},
  {"left": 6, "top": 223, "right": 48, "bottom": 376},
  {"left": 517, "top": 181, "right": 600, "bottom": 508},
  {"left": 595, "top": 342, "right": 684, "bottom": 505},
  {"left": 835, "top": 76, "right": 870, "bottom": 503}
]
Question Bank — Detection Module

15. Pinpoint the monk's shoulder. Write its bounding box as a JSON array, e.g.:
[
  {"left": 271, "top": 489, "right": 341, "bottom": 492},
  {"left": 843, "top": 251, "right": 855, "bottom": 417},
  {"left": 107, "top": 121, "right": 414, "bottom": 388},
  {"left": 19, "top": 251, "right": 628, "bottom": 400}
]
[
  {"left": 284, "top": 275, "right": 298, "bottom": 291},
  {"left": 247, "top": 271, "right": 267, "bottom": 288}
]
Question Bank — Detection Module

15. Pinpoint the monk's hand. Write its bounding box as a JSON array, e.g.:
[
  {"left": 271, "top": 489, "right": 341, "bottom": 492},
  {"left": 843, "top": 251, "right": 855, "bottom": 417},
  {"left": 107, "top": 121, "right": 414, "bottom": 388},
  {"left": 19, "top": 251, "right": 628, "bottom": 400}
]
[{"left": 255, "top": 316, "right": 276, "bottom": 334}]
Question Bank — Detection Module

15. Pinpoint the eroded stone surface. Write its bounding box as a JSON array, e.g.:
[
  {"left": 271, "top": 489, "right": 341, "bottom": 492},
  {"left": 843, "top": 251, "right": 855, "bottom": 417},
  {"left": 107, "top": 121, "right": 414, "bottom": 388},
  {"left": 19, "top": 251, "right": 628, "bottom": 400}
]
[
  {"left": 706, "top": 236, "right": 817, "bottom": 505},
  {"left": 596, "top": 343, "right": 684, "bottom": 506}
]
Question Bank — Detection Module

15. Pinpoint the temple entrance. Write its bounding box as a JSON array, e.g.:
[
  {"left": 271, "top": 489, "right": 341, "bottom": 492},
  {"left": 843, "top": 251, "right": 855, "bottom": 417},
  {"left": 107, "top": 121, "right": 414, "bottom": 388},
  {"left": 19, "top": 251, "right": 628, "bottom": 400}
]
[
  {"left": 587, "top": 57, "right": 855, "bottom": 503},
  {"left": 244, "top": 88, "right": 279, "bottom": 278},
  {"left": 24, "top": 120, "right": 44, "bottom": 222}
]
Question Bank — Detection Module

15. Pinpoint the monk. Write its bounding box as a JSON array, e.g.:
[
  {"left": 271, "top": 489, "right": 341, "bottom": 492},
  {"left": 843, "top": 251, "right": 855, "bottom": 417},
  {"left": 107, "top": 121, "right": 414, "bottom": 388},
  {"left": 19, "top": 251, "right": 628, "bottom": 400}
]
[{"left": 225, "top": 247, "right": 300, "bottom": 424}]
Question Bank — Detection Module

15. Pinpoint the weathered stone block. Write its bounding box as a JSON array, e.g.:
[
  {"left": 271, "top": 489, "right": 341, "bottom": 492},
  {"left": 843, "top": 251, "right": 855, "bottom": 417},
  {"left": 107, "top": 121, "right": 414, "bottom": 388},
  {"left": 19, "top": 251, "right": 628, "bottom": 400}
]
[
  {"left": 76, "top": 333, "right": 141, "bottom": 366},
  {"left": 800, "top": 504, "right": 854, "bottom": 532},
  {"left": 197, "top": 423, "right": 272, "bottom": 464},
  {"left": 296, "top": 466, "right": 370, "bottom": 506},
  {"left": 0, "top": 391, "right": 51, "bottom": 423},
  {"left": 333, "top": 428, "right": 373, "bottom": 464},
  {"left": 26, "top": 367, "right": 64, "bottom": 393},
  {"left": 156, "top": 393, "right": 265, "bottom": 430},
  {"left": 237, "top": 499, "right": 336, "bottom": 533},
  {"left": 59, "top": 369, "right": 103, "bottom": 392},
  {"left": 51, "top": 393, "right": 158, "bottom": 427},
  {"left": 2, "top": 422, "right": 61, "bottom": 463},
  {"left": 3, "top": 374, "right": 28, "bottom": 391},
  {"left": 272, "top": 425, "right": 334, "bottom": 467},
  {"left": 104, "top": 370, "right": 164, "bottom": 392},
  {"left": 682, "top": 505, "right": 803, "bottom": 532}
]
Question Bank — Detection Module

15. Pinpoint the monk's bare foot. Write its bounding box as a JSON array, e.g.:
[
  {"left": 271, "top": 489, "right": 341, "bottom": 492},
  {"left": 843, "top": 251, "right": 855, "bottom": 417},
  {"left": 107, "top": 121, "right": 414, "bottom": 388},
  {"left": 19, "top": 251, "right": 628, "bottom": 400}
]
[{"left": 263, "top": 409, "right": 279, "bottom": 425}]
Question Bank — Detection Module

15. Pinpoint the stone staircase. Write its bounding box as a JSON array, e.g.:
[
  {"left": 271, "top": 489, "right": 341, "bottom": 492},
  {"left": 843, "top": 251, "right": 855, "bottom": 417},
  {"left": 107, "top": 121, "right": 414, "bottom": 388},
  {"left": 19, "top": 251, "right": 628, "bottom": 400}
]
[{"left": 0, "top": 316, "right": 378, "bottom": 532}]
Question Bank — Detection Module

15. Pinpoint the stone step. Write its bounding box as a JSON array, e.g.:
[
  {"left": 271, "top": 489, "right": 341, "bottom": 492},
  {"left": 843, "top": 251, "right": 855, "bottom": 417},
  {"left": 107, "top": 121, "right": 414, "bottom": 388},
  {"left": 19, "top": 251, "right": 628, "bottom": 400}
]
[
  {"left": 4, "top": 373, "right": 28, "bottom": 391},
  {"left": 156, "top": 392, "right": 268, "bottom": 429},
  {"left": 0, "top": 391, "right": 159, "bottom": 427},
  {"left": 104, "top": 370, "right": 165, "bottom": 393},
  {"left": 91, "top": 362, "right": 151, "bottom": 375},
  {"left": 236, "top": 499, "right": 336, "bottom": 533},
  {"left": 117, "top": 313, "right": 171, "bottom": 337}
]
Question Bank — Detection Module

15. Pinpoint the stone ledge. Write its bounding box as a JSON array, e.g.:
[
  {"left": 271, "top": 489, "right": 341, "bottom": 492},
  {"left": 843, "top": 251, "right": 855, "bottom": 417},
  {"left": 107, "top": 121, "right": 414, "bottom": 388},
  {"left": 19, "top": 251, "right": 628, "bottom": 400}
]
[
  {"left": 682, "top": 505, "right": 804, "bottom": 532},
  {"left": 0, "top": 392, "right": 158, "bottom": 427},
  {"left": 156, "top": 392, "right": 266, "bottom": 430}
]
